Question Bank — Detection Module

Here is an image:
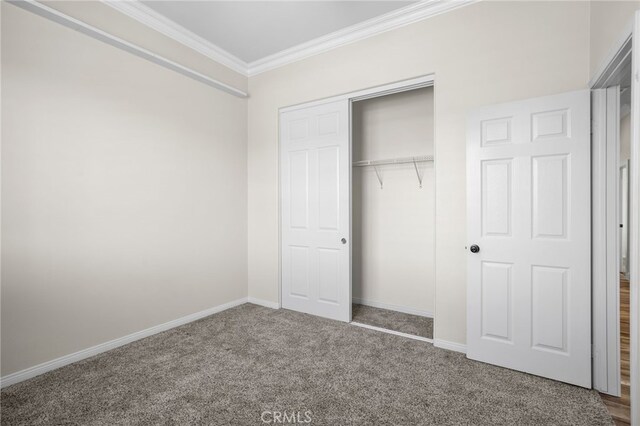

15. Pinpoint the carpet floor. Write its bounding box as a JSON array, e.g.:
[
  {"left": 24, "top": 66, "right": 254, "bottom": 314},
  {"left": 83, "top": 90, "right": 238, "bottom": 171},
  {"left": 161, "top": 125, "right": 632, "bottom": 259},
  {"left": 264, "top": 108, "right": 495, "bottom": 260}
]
[
  {"left": 352, "top": 304, "right": 433, "bottom": 339},
  {"left": 1, "top": 304, "right": 612, "bottom": 425}
]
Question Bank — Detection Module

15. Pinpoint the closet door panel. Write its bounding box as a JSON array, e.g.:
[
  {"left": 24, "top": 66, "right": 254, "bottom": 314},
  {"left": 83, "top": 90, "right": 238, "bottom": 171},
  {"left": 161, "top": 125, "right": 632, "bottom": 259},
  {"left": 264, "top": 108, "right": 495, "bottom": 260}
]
[{"left": 280, "top": 99, "right": 350, "bottom": 322}]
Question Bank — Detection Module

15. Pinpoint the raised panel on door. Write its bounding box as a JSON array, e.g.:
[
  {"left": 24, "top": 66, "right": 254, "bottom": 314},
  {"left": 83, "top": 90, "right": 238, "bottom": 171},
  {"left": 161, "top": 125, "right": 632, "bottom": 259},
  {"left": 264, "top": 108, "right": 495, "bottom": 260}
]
[
  {"left": 532, "top": 155, "right": 568, "bottom": 239},
  {"left": 531, "top": 109, "right": 569, "bottom": 141},
  {"left": 318, "top": 112, "right": 339, "bottom": 137},
  {"left": 289, "top": 151, "right": 309, "bottom": 229},
  {"left": 482, "top": 159, "right": 512, "bottom": 237},
  {"left": 531, "top": 265, "right": 568, "bottom": 353},
  {"left": 481, "top": 117, "right": 513, "bottom": 146},
  {"left": 317, "top": 248, "right": 340, "bottom": 304},
  {"left": 318, "top": 147, "right": 339, "bottom": 231},
  {"left": 290, "top": 246, "right": 310, "bottom": 299},
  {"left": 481, "top": 262, "right": 512, "bottom": 342},
  {"left": 289, "top": 118, "right": 310, "bottom": 141}
]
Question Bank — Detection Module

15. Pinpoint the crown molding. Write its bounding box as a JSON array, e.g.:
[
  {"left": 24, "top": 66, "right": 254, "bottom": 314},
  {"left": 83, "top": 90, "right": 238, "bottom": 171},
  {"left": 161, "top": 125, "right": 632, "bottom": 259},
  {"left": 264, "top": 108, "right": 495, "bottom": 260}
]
[
  {"left": 247, "top": 0, "right": 478, "bottom": 76},
  {"left": 102, "top": 0, "right": 249, "bottom": 76},
  {"left": 103, "top": 0, "right": 478, "bottom": 78}
]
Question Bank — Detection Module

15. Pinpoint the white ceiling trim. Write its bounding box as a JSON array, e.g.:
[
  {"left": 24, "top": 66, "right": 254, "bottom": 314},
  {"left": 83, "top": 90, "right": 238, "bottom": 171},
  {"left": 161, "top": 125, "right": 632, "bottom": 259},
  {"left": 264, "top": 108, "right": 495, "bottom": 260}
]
[
  {"left": 248, "top": 0, "right": 478, "bottom": 76},
  {"left": 102, "top": 0, "right": 249, "bottom": 76},
  {"left": 103, "top": 0, "right": 478, "bottom": 78}
]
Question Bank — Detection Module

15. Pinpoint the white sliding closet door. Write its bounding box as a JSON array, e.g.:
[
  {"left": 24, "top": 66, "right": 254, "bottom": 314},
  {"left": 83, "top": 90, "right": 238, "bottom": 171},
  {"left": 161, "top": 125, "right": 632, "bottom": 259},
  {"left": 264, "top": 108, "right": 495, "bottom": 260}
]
[
  {"left": 466, "top": 90, "right": 591, "bottom": 388},
  {"left": 280, "top": 99, "right": 351, "bottom": 322}
]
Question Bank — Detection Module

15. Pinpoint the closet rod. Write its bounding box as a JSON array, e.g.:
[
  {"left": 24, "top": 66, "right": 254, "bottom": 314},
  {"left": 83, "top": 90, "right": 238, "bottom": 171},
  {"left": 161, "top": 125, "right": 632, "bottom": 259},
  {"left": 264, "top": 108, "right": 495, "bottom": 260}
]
[{"left": 9, "top": 0, "right": 248, "bottom": 98}]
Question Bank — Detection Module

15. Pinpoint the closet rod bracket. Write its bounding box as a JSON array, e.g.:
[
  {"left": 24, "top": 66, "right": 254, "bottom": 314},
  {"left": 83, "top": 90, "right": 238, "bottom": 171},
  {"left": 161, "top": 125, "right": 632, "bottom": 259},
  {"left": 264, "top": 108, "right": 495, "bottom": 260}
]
[
  {"left": 373, "top": 165, "right": 383, "bottom": 189},
  {"left": 352, "top": 155, "right": 433, "bottom": 189},
  {"left": 413, "top": 158, "right": 424, "bottom": 189}
]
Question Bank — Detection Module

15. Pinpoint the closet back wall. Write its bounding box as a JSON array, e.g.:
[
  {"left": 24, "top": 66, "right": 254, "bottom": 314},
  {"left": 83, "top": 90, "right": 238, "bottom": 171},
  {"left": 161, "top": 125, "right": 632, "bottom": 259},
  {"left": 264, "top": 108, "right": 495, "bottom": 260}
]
[
  {"left": 1, "top": 4, "right": 248, "bottom": 376},
  {"left": 352, "top": 88, "right": 434, "bottom": 315}
]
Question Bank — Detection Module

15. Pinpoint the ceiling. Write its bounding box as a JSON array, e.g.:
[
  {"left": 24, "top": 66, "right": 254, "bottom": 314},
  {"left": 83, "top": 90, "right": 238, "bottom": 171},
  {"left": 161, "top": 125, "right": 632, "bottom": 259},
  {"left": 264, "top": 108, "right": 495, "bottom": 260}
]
[{"left": 141, "top": 1, "right": 415, "bottom": 63}]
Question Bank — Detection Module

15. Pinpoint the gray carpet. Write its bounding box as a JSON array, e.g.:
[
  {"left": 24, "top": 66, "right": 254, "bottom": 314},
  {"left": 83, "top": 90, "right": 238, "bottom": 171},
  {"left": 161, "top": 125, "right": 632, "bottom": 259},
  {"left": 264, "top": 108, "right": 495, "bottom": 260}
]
[
  {"left": 1, "top": 304, "right": 612, "bottom": 425},
  {"left": 352, "top": 304, "right": 433, "bottom": 339}
]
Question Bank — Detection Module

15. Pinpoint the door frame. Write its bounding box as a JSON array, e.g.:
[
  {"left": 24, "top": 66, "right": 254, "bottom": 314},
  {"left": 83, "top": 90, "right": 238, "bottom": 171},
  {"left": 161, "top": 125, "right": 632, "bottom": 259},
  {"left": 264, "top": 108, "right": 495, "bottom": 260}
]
[
  {"left": 621, "top": 160, "right": 630, "bottom": 279},
  {"left": 590, "top": 12, "right": 639, "bottom": 424},
  {"left": 592, "top": 85, "right": 622, "bottom": 396},
  {"left": 278, "top": 74, "right": 435, "bottom": 320}
]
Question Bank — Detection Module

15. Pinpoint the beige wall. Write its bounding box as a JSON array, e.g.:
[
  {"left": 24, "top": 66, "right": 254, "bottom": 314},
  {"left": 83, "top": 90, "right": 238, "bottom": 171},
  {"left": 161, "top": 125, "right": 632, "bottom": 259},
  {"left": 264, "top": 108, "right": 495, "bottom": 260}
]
[
  {"left": 590, "top": 1, "right": 640, "bottom": 80},
  {"left": 1, "top": 3, "right": 248, "bottom": 375},
  {"left": 352, "top": 88, "right": 435, "bottom": 314},
  {"left": 247, "top": 1, "right": 590, "bottom": 345}
]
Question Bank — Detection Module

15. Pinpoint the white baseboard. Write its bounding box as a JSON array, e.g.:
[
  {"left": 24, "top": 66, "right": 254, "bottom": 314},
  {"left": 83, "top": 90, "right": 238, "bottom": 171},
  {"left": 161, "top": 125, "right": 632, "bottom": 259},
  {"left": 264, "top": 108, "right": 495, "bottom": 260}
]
[
  {"left": 433, "top": 338, "right": 467, "bottom": 354},
  {"left": 350, "top": 321, "right": 433, "bottom": 343},
  {"left": 352, "top": 297, "right": 433, "bottom": 318},
  {"left": 0, "top": 297, "right": 248, "bottom": 389},
  {"left": 247, "top": 297, "right": 280, "bottom": 309}
]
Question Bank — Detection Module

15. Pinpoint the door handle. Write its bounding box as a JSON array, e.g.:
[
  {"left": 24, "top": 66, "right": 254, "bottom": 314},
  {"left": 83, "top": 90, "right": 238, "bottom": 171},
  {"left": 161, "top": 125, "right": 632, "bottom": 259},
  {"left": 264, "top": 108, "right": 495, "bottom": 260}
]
[
  {"left": 341, "top": 238, "right": 347, "bottom": 244},
  {"left": 470, "top": 244, "right": 480, "bottom": 253}
]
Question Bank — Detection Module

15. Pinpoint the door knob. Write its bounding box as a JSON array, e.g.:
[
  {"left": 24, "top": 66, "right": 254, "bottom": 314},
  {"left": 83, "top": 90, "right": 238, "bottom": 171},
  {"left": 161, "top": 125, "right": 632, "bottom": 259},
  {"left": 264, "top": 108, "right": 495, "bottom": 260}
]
[
  {"left": 470, "top": 244, "right": 480, "bottom": 253},
  {"left": 341, "top": 238, "right": 347, "bottom": 244}
]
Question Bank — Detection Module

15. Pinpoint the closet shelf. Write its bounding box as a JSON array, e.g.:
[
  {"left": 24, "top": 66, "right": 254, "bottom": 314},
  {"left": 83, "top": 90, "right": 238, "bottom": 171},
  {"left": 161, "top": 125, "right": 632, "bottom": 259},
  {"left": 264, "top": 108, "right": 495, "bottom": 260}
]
[
  {"left": 352, "top": 155, "right": 433, "bottom": 167},
  {"left": 352, "top": 155, "right": 434, "bottom": 189}
]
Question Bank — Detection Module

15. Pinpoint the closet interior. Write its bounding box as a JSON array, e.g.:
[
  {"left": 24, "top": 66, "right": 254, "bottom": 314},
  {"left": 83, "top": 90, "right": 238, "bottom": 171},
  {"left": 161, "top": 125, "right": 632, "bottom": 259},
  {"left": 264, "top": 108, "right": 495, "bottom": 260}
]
[{"left": 351, "top": 86, "right": 435, "bottom": 340}]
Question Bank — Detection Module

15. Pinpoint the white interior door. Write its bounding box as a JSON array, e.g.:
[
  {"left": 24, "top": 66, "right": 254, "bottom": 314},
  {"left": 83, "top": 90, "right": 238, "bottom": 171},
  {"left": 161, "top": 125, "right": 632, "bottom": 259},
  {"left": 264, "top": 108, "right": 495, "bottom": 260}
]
[
  {"left": 467, "top": 90, "right": 591, "bottom": 388},
  {"left": 280, "top": 99, "right": 351, "bottom": 322}
]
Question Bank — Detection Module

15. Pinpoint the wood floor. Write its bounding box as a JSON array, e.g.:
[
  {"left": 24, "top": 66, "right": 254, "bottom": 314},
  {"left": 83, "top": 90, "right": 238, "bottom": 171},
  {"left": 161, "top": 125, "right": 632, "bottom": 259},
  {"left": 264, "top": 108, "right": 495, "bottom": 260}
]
[{"left": 600, "top": 274, "right": 631, "bottom": 425}]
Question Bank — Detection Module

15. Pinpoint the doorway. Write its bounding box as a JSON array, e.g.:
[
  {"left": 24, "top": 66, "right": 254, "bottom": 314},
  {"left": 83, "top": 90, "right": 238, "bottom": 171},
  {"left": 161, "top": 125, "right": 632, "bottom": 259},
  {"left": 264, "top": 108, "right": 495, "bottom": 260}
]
[
  {"left": 592, "top": 38, "right": 634, "bottom": 425},
  {"left": 350, "top": 87, "right": 435, "bottom": 341}
]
